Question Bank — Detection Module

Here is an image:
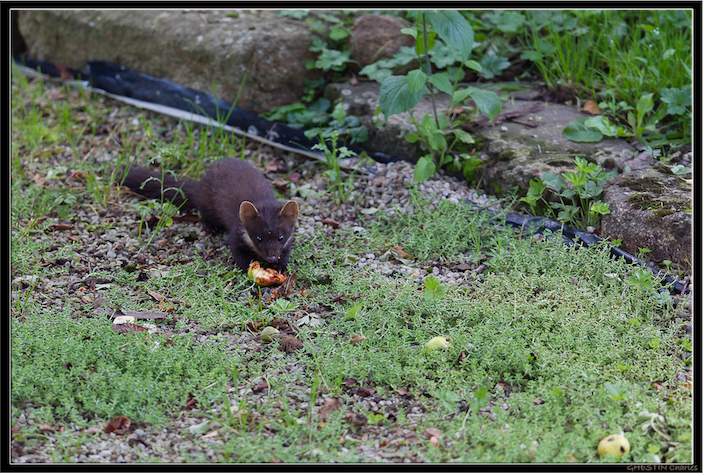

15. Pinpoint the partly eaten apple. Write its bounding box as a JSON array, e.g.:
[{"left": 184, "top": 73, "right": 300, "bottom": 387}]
[{"left": 247, "top": 261, "right": 286, "bottom": 286}]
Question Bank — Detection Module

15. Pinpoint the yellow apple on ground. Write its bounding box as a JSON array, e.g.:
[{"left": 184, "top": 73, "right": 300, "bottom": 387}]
[{"left": 597, "top": 434, "right": 630, "bottom": 458}]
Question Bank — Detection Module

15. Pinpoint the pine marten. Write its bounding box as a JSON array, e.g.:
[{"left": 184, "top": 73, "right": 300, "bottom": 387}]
[{"left": 121, "top": 158, "right": 298, "bottom": 273}]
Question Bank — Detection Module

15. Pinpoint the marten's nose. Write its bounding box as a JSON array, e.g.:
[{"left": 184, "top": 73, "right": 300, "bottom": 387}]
[{"left": 265, "top": 255, "right": 278, "bottom": 263}]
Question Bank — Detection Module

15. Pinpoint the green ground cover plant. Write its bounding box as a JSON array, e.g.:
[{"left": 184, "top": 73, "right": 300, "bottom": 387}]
[{"left": 10, "top": 39, "right": 690, "bottom": 464}]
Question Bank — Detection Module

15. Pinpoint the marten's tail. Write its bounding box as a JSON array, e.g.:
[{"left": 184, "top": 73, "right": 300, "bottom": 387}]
[{"left": 120, "top": 166, "right": 199, "bottom": 212}]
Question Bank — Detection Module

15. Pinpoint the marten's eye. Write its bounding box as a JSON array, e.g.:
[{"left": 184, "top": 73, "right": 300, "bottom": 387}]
[
  {"left": 278, "top": 234, "right": 284, "bottom": 241},
  {"left": 256, "top": 236, "right": 262, "bottom": 242}
]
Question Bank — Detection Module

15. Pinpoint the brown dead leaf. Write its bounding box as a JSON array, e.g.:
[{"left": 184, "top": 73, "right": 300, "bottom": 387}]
[
  {"left": 344, "top": 410, "right": 367, "bottom": 425},
  {"left": 391, "top": 246, "right": 412, "bottom": 259},
  {"left": 322, "top": 217, "right": 340, "bottom": 229},
  {"left": 103, "top": 415, "right": 131, "bottom": 435},
  {"left": 84, "top": 425, "right": 102, "bottom": 435},
  {"left": 265, "top": 162, "right": 279, "bottom": 172},
  {"left": 342, "top": 378, "right": 358, "bottom": 388},
  {"left": 185, "top": 393, "right": 198, "bottom": 410},
  {"left": 271, "top": 456, "right": 283, "bottom": 463},
  {"left": 112, "top": 323, "right": 148, "bottom": 333},
  {"left": 38, "top": 422, "right": 55, "bottom": 433},
  {"left": 122, "top": 310, "right": 169, "bottom": 320},
  {"left": 272, "top": 180, "right": 289, "bottom": 193},
  {"left": 397, "top": 387, "right": 410, "bottom": 396},
  {"left": 582, "top": 100, "right": 601, "bottom": 115},
  {"left": 163, "top": 339, "right": 175, "bottom": 347},
  {"left": 358, "top": 387, "right": 376, "bottom": 397},
  {"left": 319, "top": 398, "right": 343, "bottom": 421},
  {"left": 253, "top": 380, "right": 269, "bottom": 393},
  {"left": 350, "top": 334, "right": 367, "bottom": 345},
  {"left": 48, "top": 223, "right": 73, "bottom": 232},
  {"left": 423, "top": 427, "right": 441, "bottom": 439},
  {"left": 147, "top": 289, "right": 167, "bottom": 301},
  {"left": 566, "top": 453, "right": 578, "bottom": 462},
  {"left": 534, "top": 397, "right": 544, "bottom": 405}
]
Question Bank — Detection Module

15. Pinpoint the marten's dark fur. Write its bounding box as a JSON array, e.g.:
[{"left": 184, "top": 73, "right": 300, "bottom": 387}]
[{"left": 121, "top": 158, "right": 298, "bottom": 272}]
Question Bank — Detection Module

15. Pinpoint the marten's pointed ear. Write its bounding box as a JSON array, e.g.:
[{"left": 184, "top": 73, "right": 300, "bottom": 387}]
[
  {"left": 278, "top": 201, "right": 299, "bottom": 221},
  {"left": 239, "top": 201, "right": 260, "bottom": 224}
]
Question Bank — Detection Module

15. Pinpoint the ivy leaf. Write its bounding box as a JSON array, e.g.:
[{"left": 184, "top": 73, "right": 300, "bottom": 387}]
[
  {"left": 425, "top": 10, "right": 474, "bottom": 60},
  {"left": 562, "top": 117, "right": 603, "bottom": 142},
  {"left": 414, "top": 155, "right": 436, "bottom": 182},
  {"left": 479, "top": 53, "right": 510, "bottom": 79},
  {"left": 379, "top": 75, "right": 427, "bottom": 118}
]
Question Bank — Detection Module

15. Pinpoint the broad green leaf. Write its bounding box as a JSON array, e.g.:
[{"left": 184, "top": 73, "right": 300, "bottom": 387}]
[
  {"left": 467, "top": 87, "right": 501, "bottom": 122},
  {"left": 428, "top": 73, "right": 454, "bottom": 94},
  {"left": 452, "top": 87, "right": 472, "bottom": 103},
  {"left": 415, "top": 30, "right": 437, "bottom": 55},
  {"left": 452, "top": 128, "right": 474, "bottom": 144},
  {"left": 464, "top": 59, "right": 482, "bottom": 72},
  {"left": 636, "top": 93, "right": 654, "bottom": 117},
  {"left": 379, "top": 75, "right": 427, "bottom": 118},
  {"left": 404, "top": 133, "right": 420, "bottom": 143},
  {"left": 562, "top": 117, "right": 603, "bottom": 142},
  {"left": 407, "top": 69, "right": 427, "bottom": 94},
  {"left": 329, "top": 26, "right": 350, "bottom": 41},
  {"left": 541, "top": 172, "right": 563, "bottom": 192},
  {"left": 425, "top": 10, "right": 474, "bottom": 60},
  {"left": 479, "top": 53, "right": 510, "bottom": 80},
  {"left": 414, "top": 155, "right": 436, "bottom": 182},
  {"left": 584, "top": 116, "right": 619, "bottom": 137}
]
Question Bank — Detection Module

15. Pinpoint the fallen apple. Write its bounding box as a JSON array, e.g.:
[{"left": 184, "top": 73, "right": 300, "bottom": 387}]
[
  {"left": 425, "top": 336, "right": 451, "bottom": 352},
  {"left": 247, "top": 262, "right": 286, "bottom": 286},
  {"left": 260, "top": 326, "right": 280, "bottom": 342},
  {"left": 597, "top": 434, "right": 630, "bottom": 458}
]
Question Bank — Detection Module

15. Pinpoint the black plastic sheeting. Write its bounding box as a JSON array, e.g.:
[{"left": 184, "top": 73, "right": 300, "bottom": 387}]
[{"left": 13, "top": 55, "right": 689, "bottom": 296}]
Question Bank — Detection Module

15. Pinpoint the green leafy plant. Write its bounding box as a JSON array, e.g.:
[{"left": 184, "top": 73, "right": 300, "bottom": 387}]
[
  {"left": 373, "top": 10, "right": 501, "bottom": 182},
  {"left": 520, "top": 157, "right": 614, "bottom": 230},
  {"left": 423, "top": 275, "right": 447, "bottom": 301},
  {"left": 311, "top": 131, "right": 358, "bottom": 205}
]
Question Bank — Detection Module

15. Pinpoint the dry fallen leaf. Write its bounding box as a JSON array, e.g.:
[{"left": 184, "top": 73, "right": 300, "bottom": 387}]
[
  {"left": 147, "top": 289, "right": 167, "bottom": 301},
  {"left": 423, "top": 427, "right": 441, "bottom": 439},
  {"left": 582, "top": 99, "right": 602, "bottom": 115},
  {"left": 350, "top": 334, "right": 367, "bottom": 345},
  {"left": 103, "top": 415, "right": 131, "bottom": 435},
  {"left": 112, "top": 323, "right": 148, "bottom": 333},
  {"left": 322, "top": 217, "right": 341, "bottom": 229},
  {"left": 252, "top": 380, "right": 269, "bottom": 393},
  {"left": 38, "top": 422, "right": 55, "bottom": 433},
  {"left": 318, "top": 398, "right": 343, "bottom": 421}
]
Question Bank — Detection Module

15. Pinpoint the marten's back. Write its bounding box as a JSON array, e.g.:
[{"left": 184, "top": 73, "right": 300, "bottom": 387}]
[{"left": 194, "top": 158, "right": 278, "bottom": 233}]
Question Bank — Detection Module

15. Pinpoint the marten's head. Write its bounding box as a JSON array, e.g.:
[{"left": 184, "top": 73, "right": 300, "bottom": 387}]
[{"left": 239, "top": 200, "right": 298, "bottom": 265}]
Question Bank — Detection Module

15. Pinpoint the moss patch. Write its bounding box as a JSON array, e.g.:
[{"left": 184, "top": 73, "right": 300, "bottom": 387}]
[{"left": 627, "top": 193, "right": 691, "bottom": 217}]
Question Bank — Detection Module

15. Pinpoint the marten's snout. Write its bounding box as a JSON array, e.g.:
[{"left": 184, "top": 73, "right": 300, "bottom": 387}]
[{"left": 264, "top": 254, "right": 278, "bottom": 263}]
